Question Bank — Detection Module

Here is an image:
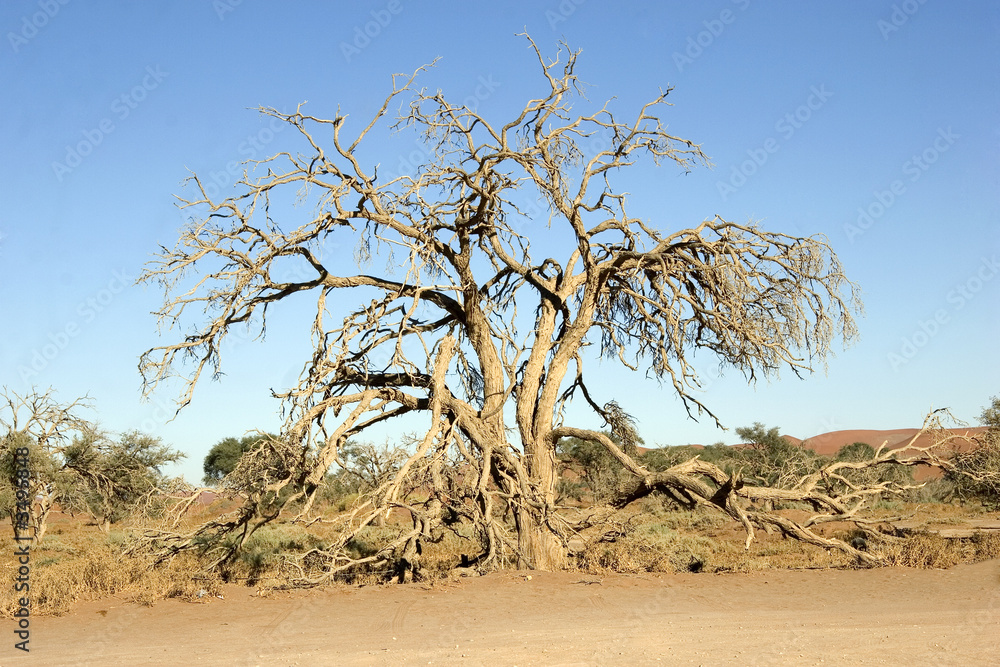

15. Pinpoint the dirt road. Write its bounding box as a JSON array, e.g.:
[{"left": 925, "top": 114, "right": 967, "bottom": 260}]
[{"left": 9, "top": 560, "right": 1000, "bottom": 666}]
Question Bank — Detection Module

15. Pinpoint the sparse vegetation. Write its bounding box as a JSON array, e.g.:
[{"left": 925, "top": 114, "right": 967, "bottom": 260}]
[
  {"left": 731, "top": 423, "right": 824, "bottom": 490},
  {"left": 880, "top": 530, "right": 1000, "bottom": 569},
  {"left": 558, "top": 434, "right": 643, "bottom": 503},
  {"left": 0, "top": 388, "right": 182, "bottom": 542},
  {"left": 0, "top": 525, "right": 222, "bottom": 616},
  {"left": 3, "top": 439, "right": 1000, "bottom": 617},
  {"left": 4, "top": 385, "right": 996, "bottom": 620},
  {"left": 834, "top": 441, "right": 915, "bottom": 490}
]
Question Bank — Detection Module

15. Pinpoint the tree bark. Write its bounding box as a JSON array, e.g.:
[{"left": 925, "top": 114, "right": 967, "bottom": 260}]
[{"left": 515, "top": 507, "right": 565, "bottom": 570}]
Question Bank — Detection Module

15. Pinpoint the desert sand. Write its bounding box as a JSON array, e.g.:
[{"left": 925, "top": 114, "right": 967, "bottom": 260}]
[{"left": 8, "top": 559, "right": 999, "bottom": 666}]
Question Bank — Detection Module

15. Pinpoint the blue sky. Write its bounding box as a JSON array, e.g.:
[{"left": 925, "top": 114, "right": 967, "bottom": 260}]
[{"left": 1, "top": 1, "right": 997, "bottom": 483}]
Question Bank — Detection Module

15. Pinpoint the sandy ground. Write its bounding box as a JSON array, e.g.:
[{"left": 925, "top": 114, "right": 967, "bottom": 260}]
[{"left": 7, "top": 560, "right": 1000, "bottom": 667}]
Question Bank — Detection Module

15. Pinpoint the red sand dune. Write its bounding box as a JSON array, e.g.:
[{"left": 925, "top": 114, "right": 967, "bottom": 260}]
[
  {"left": 794, "top": 427, "right": 988, "bottom": 457},
  {"left": 659, "top": 428, "right": 990, "bottom": 481},
  {"left": 792, "top": 427, "right": 988, "bottom": 480}
]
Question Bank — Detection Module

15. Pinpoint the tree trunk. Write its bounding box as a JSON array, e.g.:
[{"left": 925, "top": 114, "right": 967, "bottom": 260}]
[
  {"left": 10, "top": 514, "right": 29, "bottom": 544},
  {"left": 515, "top": 507, "right": 565, "bottom": 570},
  {"left": 33, "top": 514, "right": 47, "bottom": 545},
  {"left": 513, "top": 436, "right": 566, "bottom": 570},
  {"left": 10, "top": 492, "right": 50, "bottom": 546},
  {"left": 396, "top": 535, "right": 419, "bottom": 583},
  {"left": 32, "top": 493, "right": 54, "bottom": 545}
]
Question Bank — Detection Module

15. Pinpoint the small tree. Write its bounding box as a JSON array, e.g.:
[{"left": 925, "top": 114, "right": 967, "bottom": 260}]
[
  {"left": 336, "top": 440, "right": 407, "bottom": 494},
  {"left": 0, "top": 388, "right": 92, "bottom": 545},
  {"left": 980, "top": 395, "right": 1000, "bottom": 429},
  {"left": 733, "top": 423, "right": 822, "bottom": 490},
  {"left": 62, "top": 429, "right": 185, "bottom": 532},
  {"left": 836, "top": 441, "right": 875, "bottom": 462},
  {"left": 558, "top": 429, "right": 645, "bottom": 502},
  {"left": 0, "top": 388, "right": 183, "bottom": 540}
]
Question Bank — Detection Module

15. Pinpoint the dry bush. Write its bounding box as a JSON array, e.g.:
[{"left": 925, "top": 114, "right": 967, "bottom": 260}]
[
  {"left": 204, "top": 522, "right": 421, "bottom": 589},
  {"left": 123, "top": 552, "right": 224, "bottom": 607},
  {"left": 906, "top": 478, "right": 958, "bottom": 504},
  {"left": 0, "top": 540, "right": 222, "bottom": 616},
  {"left": 215, "top": 523, "right": 327, "bottom": 586},
  {"left": 879, "top": 531, "right": 1000, "bottom": 569},
  {"left": 577, "top": 522, "right": 723, "bottom": 574},
  {"left": 576, "top": 498, "right": 1000, "bottom": 575},
  {"left": 575, "top": 510, "right": 857, "bottom": 575},
  {"left": 636, "top": 498, "right": 730, "bottom": 531},
  {"left": 417, "top": 524, "right": 494, "bottom": 578}
]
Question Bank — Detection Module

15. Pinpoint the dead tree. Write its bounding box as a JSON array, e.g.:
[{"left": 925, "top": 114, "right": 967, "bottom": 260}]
[{"left": 138, "top": 35, "right": 867, "bottom": 578}]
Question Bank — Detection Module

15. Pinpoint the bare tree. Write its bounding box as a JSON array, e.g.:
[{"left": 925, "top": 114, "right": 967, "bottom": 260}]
[{"left": 138, "top": 36, "right": 868, "bottom": 578}]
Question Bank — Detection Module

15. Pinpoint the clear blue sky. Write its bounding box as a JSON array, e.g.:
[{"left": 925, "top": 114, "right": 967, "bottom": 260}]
[{"left": 2, "top": 1, "right": 997, "bottom": 483}]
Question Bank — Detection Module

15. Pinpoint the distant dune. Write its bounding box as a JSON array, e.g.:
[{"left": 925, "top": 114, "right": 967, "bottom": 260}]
[
  {"left": 792, "top": 427, "right": 988, "bottom": 480},
  {"left": 645, "top": 426, "right": 988, "bottom": 460},
  {"left": 654, "top": 427, "right": 989, "bottom": 481},
  {"left": 794, "top": 427, "right": 988, "bottom": 457}
]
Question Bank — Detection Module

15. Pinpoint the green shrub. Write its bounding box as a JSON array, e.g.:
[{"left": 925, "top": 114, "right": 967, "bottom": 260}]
[
  {"left": 733, "top": 423, "right": 825, "bottom": 490},
  {"left": 557, "top": 434, "right": 638, "bottom": 502},
  {"left": 833, "top": 441, "right": 915, "bottom": 489}
]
